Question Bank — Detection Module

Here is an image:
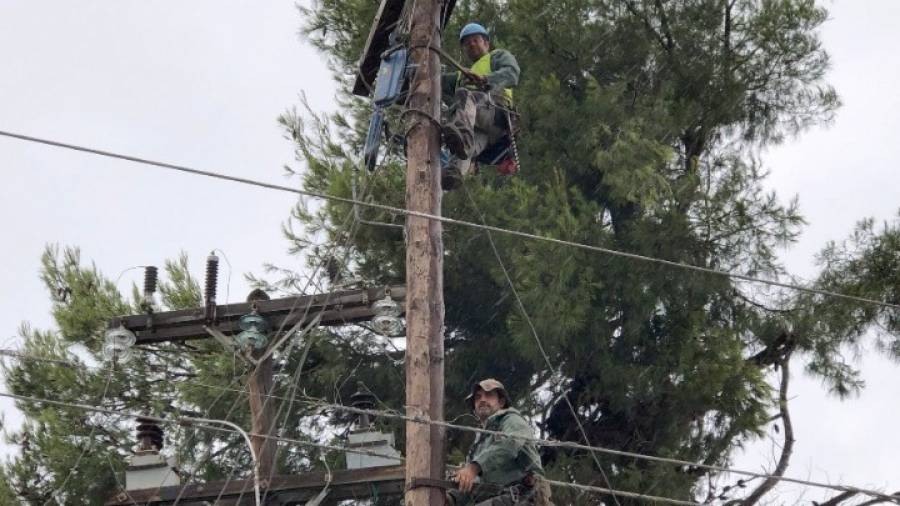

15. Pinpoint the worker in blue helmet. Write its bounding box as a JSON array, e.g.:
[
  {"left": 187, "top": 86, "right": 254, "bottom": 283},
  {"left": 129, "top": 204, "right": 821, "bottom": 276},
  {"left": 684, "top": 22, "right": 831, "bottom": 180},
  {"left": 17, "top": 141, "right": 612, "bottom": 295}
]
[{"left": 441, "top": 22, "right": 520, "bottom": 190}]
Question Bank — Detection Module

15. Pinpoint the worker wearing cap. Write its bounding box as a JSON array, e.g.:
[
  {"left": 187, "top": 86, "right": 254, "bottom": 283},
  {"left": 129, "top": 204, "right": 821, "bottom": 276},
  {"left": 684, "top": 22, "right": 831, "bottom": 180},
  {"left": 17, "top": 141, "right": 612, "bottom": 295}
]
[
  {"left": 441, "top": 23, "right": 520, "bottom": 189},
  {"left": 448, "top": 378, "right": 551, "bottom": 505}
]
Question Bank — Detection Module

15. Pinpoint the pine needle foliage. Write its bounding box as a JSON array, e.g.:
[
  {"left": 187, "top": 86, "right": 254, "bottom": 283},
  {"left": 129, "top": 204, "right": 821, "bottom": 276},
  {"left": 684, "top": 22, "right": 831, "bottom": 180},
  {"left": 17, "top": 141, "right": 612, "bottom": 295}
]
[{"left": 287, "top": 0, "right": 896, "bottom": 503}]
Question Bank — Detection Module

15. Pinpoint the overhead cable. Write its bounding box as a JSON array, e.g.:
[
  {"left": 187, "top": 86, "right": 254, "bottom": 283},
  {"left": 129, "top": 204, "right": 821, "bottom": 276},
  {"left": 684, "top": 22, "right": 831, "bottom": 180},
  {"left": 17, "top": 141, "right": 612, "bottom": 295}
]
[
  {"left": 1, "top": 129, "right": 897, "bottom": 312},
  {"left": 280, "top": 397, "right": 900, "bottom": 504},
  {"left": 0, "top": 390, "right": 262, "bottom": 506},
  {"left": 4, "top": 348, "right": 898, "bottom": 503},
  {"left": 462, "top": 182, "right": 623, "bottom": 506},
  {"left": 0, "top": 390, "right": 704, "bottom": 506},
  {"left": 0, "top": 390, "right": 403, "bottom": 460},
  {"left": 42, "top": 368, "right": 116, "bottom": 506}
]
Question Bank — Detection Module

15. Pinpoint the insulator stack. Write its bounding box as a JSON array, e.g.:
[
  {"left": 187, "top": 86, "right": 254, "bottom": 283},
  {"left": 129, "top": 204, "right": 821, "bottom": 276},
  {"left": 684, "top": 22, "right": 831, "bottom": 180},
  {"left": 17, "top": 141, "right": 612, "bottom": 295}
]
[
  {"left": 136, "top": 417, "right": 164, "bottom": 452},
  {"left": 204, "top": 253, "right": 219, "bottom": 321},
  {"left": 143, "top": 266, "right": 158, "bottom": 299},
  {"left": 350, "top": 382, "right": 377, "bottom": 427},
  {"left": 205, "top": 254, "right": 219, "bottom": 304}
]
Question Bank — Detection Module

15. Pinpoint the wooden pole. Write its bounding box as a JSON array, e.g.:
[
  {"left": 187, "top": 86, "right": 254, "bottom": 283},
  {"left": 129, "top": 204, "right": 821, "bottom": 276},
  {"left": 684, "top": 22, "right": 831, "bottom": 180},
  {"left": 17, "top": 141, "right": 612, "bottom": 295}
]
[
  {"left": 247, "top": 289, "right": 277, "bottom": 484},
  {"left": 403, "top": 0, "right": 445, "bottom": 501},
  {"left": 248, "top": 352, "right": 277, "bottom": 483}
]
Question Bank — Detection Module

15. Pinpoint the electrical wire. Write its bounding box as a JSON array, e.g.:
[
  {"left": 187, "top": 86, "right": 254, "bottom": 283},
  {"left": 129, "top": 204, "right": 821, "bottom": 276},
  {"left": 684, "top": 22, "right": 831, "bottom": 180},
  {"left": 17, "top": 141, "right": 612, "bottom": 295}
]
[
  {"left": 41, "top": 368, "right": 116, "bottom": 506},
  {"left": 288, "top": 399, "right": 900, "bottom": 504},
  {"left": 0, "top": 390, "right": 709, "bottom": 506},
  {"left": 220, "top": 155, "right": 381, "bottom": 505},
  {"left": 462, "top": 181, "right": 623, "bottom": 506},
  {"left": 5, "top": 348, "right": 899, "bottom": 503},
  {"left": 1, "top": 111, "right": 896, "bottom": 503},
  {"left": 169, "top": 373, "right": 251, "bottom": 505},
  {"left": 0, "top": 390, "right": 262, "bottom": 506},
  {"left": 11, "top": 388, "right": 891, "bottom": 506},
  {"left": 191, "top": 416, "right": 262, "bottom": 506},
  {"left": 3, "top": 353, "right": 897, "bottom": 504},
  {"left": 0, "top": 390, "right": 404, "bottom": 462},
  {"left": 1, "top": 129, "right": 896, "bottom": 313}
]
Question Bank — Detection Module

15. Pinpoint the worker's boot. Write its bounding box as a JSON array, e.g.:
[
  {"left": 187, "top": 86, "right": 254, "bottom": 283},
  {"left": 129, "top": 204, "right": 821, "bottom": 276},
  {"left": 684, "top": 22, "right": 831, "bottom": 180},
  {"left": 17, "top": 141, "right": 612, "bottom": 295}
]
[
  {"left": 441, "top": 154, "right": 464, "bottom": 191},
  {"left": 441, "top": 165, "right": 461, "bottom": 191},
  {"left": 441, "top": 155, "right": 476, "bottom": 191}
]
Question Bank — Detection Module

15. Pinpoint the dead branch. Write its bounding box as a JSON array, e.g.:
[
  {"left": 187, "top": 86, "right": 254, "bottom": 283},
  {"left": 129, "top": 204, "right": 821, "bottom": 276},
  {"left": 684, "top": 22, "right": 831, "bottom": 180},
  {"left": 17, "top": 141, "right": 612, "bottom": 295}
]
[
  {"left": 855, "top": 490, "right": 900, "bottom": 506},
  {"left": 817, "top": 490, "right": 858, "bottom": 506},
  {"left": 739, "top": 353, "right": 795, "bottom": 506}
]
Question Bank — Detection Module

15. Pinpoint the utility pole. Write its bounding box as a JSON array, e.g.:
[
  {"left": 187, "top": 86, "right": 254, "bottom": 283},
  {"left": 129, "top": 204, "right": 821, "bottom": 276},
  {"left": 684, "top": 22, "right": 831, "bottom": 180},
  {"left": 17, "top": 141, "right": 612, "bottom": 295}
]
[
  {"left": 107, "top": 283, "right": 406, "bottom": 503},
  {"left": 246, "top": 290, "right": 277, "bottom": 483},
  {"left": 403, "top": 0, "right": 445, "bottom": 502}
]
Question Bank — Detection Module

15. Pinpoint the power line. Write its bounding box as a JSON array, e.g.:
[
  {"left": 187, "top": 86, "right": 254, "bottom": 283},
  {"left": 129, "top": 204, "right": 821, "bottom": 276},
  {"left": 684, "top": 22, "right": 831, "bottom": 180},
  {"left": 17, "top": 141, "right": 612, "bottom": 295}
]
[
  {"left": 5, "top": 347, "right": 898, "bottom": 504},
  {"left": 1, "top": 129, "right": 897, "bottom": 312},
  {"left": 3, "top": 359, "right": 897, "bottom": 504},
  {"left": 462, "top": 181, "right": 624, "bottom": 506},
  {"left": 275, "top": 397, "right": 900, "bottom": 504},
  {"left": 42, "top": 368, "right": 116, "bottom": 506},
  {"left": 202, "top": 168, "right": 380, "bottom": 506},
  {"left": 543, "top": 478, "right": 700, "bottom": 506},
  {"left": 0, "top": 390, "right": 704, "bottom": 506},
  {"left": 3, "top": 131, "right": 897, "bottom": 501},
  {"left": 12, "top": 388, "right": 893, "bottom": 506},
  {"left": 0, "top": 390, "right": 404, "bottom": 461},
  {"left": 5, "top": 344, "right": 900, "bottom": 503},
  {"left": 0, "top": 390, "right": 263, "bottom": 506}
]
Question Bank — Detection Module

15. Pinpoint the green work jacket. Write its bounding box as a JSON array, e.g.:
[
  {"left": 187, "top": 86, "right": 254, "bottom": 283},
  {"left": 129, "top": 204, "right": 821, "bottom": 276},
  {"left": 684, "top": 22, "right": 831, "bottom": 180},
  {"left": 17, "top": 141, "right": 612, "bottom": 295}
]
[{"left": 451, "top": 408, "right": 543, "bottom": 505}]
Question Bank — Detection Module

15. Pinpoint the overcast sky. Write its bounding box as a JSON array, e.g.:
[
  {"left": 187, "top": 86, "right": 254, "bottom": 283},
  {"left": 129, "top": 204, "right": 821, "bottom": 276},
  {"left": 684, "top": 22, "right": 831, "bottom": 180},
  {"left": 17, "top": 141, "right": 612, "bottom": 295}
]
[{"left": 1, "top": 1, "right": 897, "bottom": 504}]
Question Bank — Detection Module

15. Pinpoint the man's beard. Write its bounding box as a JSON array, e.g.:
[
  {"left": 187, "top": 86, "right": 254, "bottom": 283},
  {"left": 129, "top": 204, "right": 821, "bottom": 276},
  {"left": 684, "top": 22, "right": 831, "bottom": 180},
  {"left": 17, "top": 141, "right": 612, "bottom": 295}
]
[
  {"left": 466, "top": 48, "right": 485, "bottom": 63},
  {"left": 475, "top": 403, "right": 498, "bottom": 420}
]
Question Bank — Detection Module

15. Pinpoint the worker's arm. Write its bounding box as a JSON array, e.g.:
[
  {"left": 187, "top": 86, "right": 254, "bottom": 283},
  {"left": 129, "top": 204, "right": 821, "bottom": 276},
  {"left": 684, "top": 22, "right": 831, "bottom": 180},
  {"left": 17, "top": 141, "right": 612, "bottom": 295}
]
[
  {"left": 470, "top": 413, "right": 532, "bottom": 477},
  {"left": 486, "top": 50, "right": 520, "bottom": 90}
]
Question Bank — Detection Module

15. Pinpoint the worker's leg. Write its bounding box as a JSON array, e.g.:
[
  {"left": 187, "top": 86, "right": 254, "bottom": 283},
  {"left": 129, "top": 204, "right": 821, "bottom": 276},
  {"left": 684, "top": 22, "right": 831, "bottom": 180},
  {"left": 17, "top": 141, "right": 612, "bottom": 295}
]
[
  {"left": 442, "top": 127, "right": 487, "bottom": 190},
  {"left": 445, "top": 89, "right": 504, "bottom": 155},
  {"left": 444, "top": 88, "right": 478, "bottom": 158},
  {"left": 442, "top": 91, "right": 507, "bottom": 190}
]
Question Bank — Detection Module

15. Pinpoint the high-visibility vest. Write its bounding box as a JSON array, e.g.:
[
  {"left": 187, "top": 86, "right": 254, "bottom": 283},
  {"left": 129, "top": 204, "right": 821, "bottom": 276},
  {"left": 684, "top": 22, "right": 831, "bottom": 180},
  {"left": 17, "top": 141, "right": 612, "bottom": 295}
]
[{"left": 457, "top": 50, "right": 514, "bottom": 104}]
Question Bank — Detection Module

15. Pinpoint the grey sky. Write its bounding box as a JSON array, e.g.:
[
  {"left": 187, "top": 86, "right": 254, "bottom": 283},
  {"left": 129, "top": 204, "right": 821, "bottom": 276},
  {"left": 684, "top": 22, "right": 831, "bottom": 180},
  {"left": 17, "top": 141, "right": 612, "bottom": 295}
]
[{"left": 1, "top": 1, "right": 897, "bottom": 504}]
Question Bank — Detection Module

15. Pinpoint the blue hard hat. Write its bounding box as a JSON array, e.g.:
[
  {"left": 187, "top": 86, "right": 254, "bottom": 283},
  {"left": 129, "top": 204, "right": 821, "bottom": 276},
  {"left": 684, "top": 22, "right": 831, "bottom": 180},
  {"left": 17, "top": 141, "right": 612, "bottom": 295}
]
[{"left": 459, "top": 23, "right": 489, "bottom": 43}]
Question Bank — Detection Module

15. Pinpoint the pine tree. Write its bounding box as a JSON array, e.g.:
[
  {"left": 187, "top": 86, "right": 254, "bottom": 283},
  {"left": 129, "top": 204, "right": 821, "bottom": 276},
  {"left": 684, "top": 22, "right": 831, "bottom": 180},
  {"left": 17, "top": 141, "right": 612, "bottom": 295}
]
[
  {"left": 3, "top": 1, "right": 898, "bottom": 505},
  {"left": 289, "top": 0, "right": 894, "bottom": 503},
  {"left": 1, "top": 248, "right": 404, "bottom": 504}
]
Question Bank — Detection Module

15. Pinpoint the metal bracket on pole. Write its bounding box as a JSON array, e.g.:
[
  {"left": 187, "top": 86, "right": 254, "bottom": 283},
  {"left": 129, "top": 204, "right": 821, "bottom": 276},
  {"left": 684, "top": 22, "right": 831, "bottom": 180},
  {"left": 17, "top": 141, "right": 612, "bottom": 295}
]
[{"left": 203, "top": 325, "right": 259, "bottom": 367}]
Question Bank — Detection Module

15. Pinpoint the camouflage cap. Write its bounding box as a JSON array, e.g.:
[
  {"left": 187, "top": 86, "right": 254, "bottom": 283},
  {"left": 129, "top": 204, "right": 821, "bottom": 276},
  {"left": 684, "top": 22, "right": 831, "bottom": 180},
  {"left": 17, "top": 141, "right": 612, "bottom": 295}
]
[{"left": 465, "top": 378, "right": 510, "bottom": 410}]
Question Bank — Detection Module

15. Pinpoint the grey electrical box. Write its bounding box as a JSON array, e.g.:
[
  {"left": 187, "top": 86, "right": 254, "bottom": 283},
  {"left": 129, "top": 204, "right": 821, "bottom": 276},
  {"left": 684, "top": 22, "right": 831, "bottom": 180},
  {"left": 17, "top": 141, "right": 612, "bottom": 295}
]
[
  {"left": 345, "top": 430, "right": 402, "bottom": 469},
  {"left": 125, "top": 452, "right": 180, "bottom": 491}
]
